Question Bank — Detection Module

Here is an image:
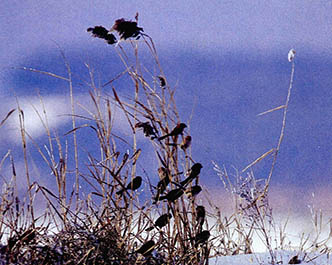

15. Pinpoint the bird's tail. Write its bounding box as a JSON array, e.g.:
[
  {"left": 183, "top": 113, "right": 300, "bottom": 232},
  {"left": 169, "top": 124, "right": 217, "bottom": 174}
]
[
  {"left": 145, "top": 226, "right": 154, "bottom": 232},
  {"left": 158, "top": 134, "right": 170, "bottom": 141},
  {"left": 158, "top": 195, "right": 166, "bottom": 201},
  {"left": 154, "top": 190, "right": 161, "bottom": 202},
  {"left": 116, "top": 189, "right": 125, "bottom": 195},
  {"left": 180, "top": 178, "right": 190, "bottom": 187}
]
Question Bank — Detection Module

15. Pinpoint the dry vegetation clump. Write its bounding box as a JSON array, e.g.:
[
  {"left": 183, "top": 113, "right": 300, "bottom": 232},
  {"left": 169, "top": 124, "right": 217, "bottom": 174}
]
[
  {"left": 0, "top": 15, "right": 213, "bottom": 264},
  {"left": 0, "top": 14, "right": 330, "bottom": 265}
]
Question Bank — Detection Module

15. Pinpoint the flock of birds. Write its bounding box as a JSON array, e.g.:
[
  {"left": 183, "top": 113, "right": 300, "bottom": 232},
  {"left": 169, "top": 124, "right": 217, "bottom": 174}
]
[
  {"left": 130, "top": 157, "right": 209, "bottom": 257},
  {"left": 87, "top": 17, "right": 143, "bottom": 45},
  {"left": 87, "top": 18, "right": 210, "bottom": 258},
  {"left": 116, "top": 122, "right": 209, "bottom": 257}
]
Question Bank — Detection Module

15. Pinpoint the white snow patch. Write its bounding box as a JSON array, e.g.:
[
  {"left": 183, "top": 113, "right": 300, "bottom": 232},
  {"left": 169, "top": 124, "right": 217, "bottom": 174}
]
[{"left": 210, "top": 251, "right": 332, "bottom": 265}]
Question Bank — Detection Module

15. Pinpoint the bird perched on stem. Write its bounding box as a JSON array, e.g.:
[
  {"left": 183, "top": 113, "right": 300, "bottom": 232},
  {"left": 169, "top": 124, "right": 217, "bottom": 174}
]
[
  {"left": 136, "top": 240, "right": 156, "bottom": 257},
  {"left": 180, "top": 135, "right": 192, "bottom": 151},
  {"left": 196, "top": 205, "right": 206, "bottom": 231},
  {"left": 155, "top": 188, "right": 184, "bottom": 203},
  {"left": 288, "top": 255, "right": 301, "bottom": 264},
  {"left": 194, "top": 230, "right": 210, "bottom": 247},
  {"left": 116, "top": 176, "right": 142, "bottom": 195},
  {"left": 158, "top": 76, "right": 166, "bottom": 88},
  {"left": 167, "top": 135, "right": 192, "bottom": 150},
  {"left": 112, "top": 18, "right": 143, "bottom": 40},
  {"left": 87, "top": 26, "right": 117, "bottom": 44},
  {"left": 146, "top": 213, "right": 172, "bottom": 231},
  {"left": 180, "top": 163, "right": 203, "bottom": 187},
  {"left": 154, "top": 167, "right": 171, "bottom": 201},
  {"left": 87, "top": 17, "right": 144, "bottom": 45},
  {"left": 135, "top": 121, "right": 156, "bottom": 138},
  {"left": 185, "top": 185, "right": 202, "bottom": 198},
  {"left": 158, "top": 123, "right": 187, "bottom": 141}
]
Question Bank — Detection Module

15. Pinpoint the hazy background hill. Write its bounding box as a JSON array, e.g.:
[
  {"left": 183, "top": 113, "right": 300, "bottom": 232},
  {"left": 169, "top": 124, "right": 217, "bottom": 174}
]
[{"left": 2, "top": 46, "right": 332, "bottom": 214}]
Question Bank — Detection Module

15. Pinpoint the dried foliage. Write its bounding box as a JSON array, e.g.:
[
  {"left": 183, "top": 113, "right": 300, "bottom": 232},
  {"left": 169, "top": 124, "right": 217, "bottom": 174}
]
[{"left": 0, "top": 15, "right": 330, "bottom": 265}]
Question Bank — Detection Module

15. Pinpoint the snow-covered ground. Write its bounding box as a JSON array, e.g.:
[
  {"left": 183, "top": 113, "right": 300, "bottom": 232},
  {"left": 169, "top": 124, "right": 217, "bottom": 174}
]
[{"left": 210, "top": 251, "right": 332, "bottom": 265}]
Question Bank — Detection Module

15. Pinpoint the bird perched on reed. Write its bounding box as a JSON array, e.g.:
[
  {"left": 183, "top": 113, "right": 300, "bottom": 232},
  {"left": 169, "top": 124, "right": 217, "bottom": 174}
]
[
  {"left": 194, "top": 230, "right": 210, "bottom": 247},
  {"left": 136, "top": 240, "right": 156, "bottom": 257},
  {"left": 288, "top": 255, "right": 301, "bottom": 264},
  {"left": 158, "top": 123, "right": 187, "bottom": 141},
  {"left": 112, "top": 18, "right": 143, "bottom": 40},
  {"left": 154, "top": 167, "right": 171, "bottom": 201},
  {"left": 180, "top": 163, "right": 203, "bottom": 187},
  {"left": 185, "top": 185, "right": 202, "bottom": 198},
  {"left": 158, "top": 76, "right": 166, "bottom": 88},
  {"left": 196, "top": 205, "right": 206, "bottom": 231},
  {"left": 155, "top": 188, "right": 184, "bottom": 203},
  {"left": 87, "top": 26, "right": 117, "bottom": 44},
  {"left": 166, "top": 135, "right": 192, "bottom": 150},
  {"left": 116, "top": 176, "right": 142, "bottom": 195},
  {"left": 146, "top": 213, "right": 172, "bottom": 231},
  {"left": 135, "top": 121, "right": 156, "bottom": 138},
  {"left": 87, "top": 17, "right": 144, "bottom": 45},
  {"left": 180, "top": 135, "right": 192, "bottom": 151}
]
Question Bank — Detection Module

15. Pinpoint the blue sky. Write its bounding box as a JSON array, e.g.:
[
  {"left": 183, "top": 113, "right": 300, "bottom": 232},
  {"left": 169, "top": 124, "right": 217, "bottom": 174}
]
[{"left": 1, "top": 1, "right": 332, "bottom": 216}]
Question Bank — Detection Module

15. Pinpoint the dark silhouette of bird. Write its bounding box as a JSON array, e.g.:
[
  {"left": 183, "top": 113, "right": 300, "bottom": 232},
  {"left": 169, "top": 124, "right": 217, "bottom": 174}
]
[
  {"left": 158, "top": 123, "right": 187, "bottom": 141},
  {"left": 87, "top": 26, "right": 117, "bottom": 45},
  {"left": 112, "top": 18, "right": 143, "bottom": 40},
  {"left": 158, "top": 166, "right": 170, "bottom": 182},
  {"left": 194, "top": 230, "right": 210, "bottom": 246},
  {"left": 180, "top": 163, "right": 203, "bottom": 187},
  {"left": 288, "top": 255, "right": 301, "bottom": 264},
  {"left": 116, "top": 176, "right": 142, "bottom": 195},
  {"left": 158, "top": 76, "right": 166, "bottom": 88},
  {"left": 185, "top": 185, "right": 202, "bottom": 198},
  {"left": 157, "top": 188, "right": 184, "bottom": 203},
  {"left": 146, "top": 213, "right": 172, "bottom": 231},
  {"left": 87, "top": 26, "right": 108, "bottom": 37},
  {"left": 180, "top": 135, "right": 192, "bottom": 151},
  {"left": 154, "top": 167, "right": 171, "bottom": 201},
  {"left": 87, "top": 18, "right": 144, "bottom": 46},
  {"left": 135, "top": 121, "right": 156, "bottom": 138},
  {"left": 165, "top": 135, "right": 192, "bottom": 150},
  {"left": 136, "top": 240, "right": 155, "bottom": 257},
  {"left": 196, "top": 205, "right": 206, "bottom": 230}
]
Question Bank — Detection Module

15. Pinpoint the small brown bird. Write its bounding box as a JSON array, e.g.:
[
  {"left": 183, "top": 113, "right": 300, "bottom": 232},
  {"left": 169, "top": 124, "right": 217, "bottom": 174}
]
[
  {"left": 157, "top": 188, "right": 184, "bottom": 203},
  {"left": 154, "top": 167, "right": 171, "bottom": 201},
  {"left": 135, "top": 121, "right": 156, "bottom": 138},
  {"left": 158, "top": 123, "right": 187, "bottom": 141},
  {"left": 180, "top": 163, "right": 203, "bottom": 187},
  {"left": 87, "top": 17, "right": 143, "bottom": 45},
  {"left": 288, "top": 255, "right": 301, "bottom": 264},
  {"left": 196, "top": 205, "right": 206, "bottom": 229},
  {"left": 158, "top": 76, "right": 166, "bottom": 88},
  {"left": 87, "top": 26, "right": 108, "bottom": 37},
  {"left": 87, "top": 26, "right": 117, "bottom": 45},
  {"left": 116, "top": 176, "right": 142, "bottom": 195},
  {"left": 146, "top": 213, "right": 172, "bottom": 231},
  {"left": 112, "top": 18, "right": 143, "bottom": 40},
  {"left": 136, "top": 240, "right": 156, "bottom": 257},
  {"left": 185, "top": 185, "right": 202, "bottom": 198},
  {"left": 180, "top": 135, "right": 192, "bottom": 151},
  {"left": 194, "top": 230, "right": 210, "bottom": 246}
]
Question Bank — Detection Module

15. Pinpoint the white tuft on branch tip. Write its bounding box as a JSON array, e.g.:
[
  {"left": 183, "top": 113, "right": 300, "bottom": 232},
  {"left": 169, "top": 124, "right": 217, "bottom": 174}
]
[{"left": 288, "top": 49, "right": 296, "bottom": 62}]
